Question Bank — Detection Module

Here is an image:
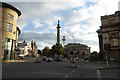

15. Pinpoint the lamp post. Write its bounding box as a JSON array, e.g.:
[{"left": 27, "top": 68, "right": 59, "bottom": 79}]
[
  {"left": 72, "top": 36, "right": 78, "bottom": 68},
  {"left": 62, "top": 36, "right": 66, "bottom": 47},
  {"left": 72, "top": 36, "right": 75, "bottom": 44},
  {"left": 72, "top": 36, "right": 76, "bottom": 51},
  {"left": 62, "top": 36, "right": 66, "bottom": 59}
]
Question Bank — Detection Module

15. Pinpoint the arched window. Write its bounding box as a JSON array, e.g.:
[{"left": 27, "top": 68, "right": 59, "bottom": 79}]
[{"left": 110, "top": 32, "right": 119, "bottom": 46}]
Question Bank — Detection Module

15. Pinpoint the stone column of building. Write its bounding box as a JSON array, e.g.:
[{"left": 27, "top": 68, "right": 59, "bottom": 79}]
[
  {"left": 31, "top": 40, "right": 34, "bottom": 55},
  {"left": 97, "top": 29, "right": 103, "bottom": 54},
  {"left": 56, "top": 20, "right": 61, "bottom": 44}
]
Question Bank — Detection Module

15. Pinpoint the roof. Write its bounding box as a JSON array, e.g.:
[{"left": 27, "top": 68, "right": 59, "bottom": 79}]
[
  {"left": 0, "top": 2, "right": 21, "bottom": 16},
  {"left": 18, "top": 42, "right": 27, "bottom": 48},
  {"left": 101, "top": 11, "right": 120, "bottom": 19},
  {"left": 18, "top": 43, "right": 23, "bottom": 47},
  {"left": 65, "top": 43, "right": 88, "bottom": 47}
]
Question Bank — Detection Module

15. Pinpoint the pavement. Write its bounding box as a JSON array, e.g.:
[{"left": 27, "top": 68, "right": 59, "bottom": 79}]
[
  {"left": 95, "top": 61, "right": 119, "bottom": 70},
  {"left": 2, "top": 57, "right": 37, "bottom": 63},
  {"left": 2, "top": 60, "right": 25, "bottom": 63},
  {"left": 98, "top": 66, "right": 119, "bottom": 70}
]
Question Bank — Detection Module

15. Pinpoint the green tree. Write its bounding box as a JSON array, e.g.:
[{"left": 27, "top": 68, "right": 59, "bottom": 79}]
[
  {"left": 50, "top": 45, "right": 56, "bottom": 58},
  {"left": 89, "top": 51, "right": 103, "bottom": 61},
  {"left": 89, "top": 51, "right": 98, "bottom": 61},
  {"left": 42, "top": 46, "right": 51, "bottom": 57},
  {"left": 55, "top": 43, "right": 64, "bottom": 55},
  {"left": 51, "top": 43, "right": 64, "bottom": 57}
]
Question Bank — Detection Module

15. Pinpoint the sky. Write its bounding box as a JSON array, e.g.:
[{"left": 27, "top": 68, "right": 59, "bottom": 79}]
[{"left": 3, "top": 0, "right": 120, "bottom": 52}]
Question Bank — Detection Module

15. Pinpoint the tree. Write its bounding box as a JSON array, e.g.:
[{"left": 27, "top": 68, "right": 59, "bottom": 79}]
[
  {"left": 89, "top": 51, "right": 98, "bottom": 61},
  {"left": 42, "top": 46, "right": 51, "bottom": 57},
  {"left": 56, "top": 43, "right": 64, "bottom": 55},
  {"left": 89, "top": 51, "right": 103, "bottom": 61},
  {"left": 51, "top": 43, "right": 64, "bottom": 58},
  {"left": 37, "top": 49, "right": 41, "bottom": 55}
]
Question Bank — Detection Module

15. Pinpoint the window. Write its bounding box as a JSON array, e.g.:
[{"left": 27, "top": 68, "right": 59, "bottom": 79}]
[
  {"left": 5, "top": 38, "right": 10, "bottom": 42},
  {"left": 4, "top": 38, "right": 12, "bottom": 50},
  {"left": 6, "top": 23, "right": 13, "bottom": 31},
  {"left": 8, "top": 14, "right": 14, "bottom": 20},
  {"left": 113, "top": 39, "right": 118, "bottom": 46}
]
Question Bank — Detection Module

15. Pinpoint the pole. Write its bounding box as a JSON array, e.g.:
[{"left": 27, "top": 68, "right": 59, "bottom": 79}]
[
  {"left": 106, "top": 50, "right": 109, "bottom": 67},
  {"left": 104, "top": 44, "right": 109, "bottom": 67},
  {"left": 118, "top": 31, "right": 120, "bottom": 78},
  {"left": 62, "top": 36, "right": 65, "bottom": 48}
]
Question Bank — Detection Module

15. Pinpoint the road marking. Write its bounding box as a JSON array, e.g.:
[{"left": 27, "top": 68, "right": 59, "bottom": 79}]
[
  {"left": 64, "top": 66, "right": 79, "bottom": 78},
  {"left": 97, "top": 69, "right": 101, "bottom": 80}
]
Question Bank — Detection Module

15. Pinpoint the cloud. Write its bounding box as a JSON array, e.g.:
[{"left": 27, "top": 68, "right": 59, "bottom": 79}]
[
  {"left": 32, "top": 20, "right": 43, "bottom": 29},
  {"left": 18, "top": 31, "right": 56, "bottom": 41},
  {"left": 9, "top": 2, "right": 85, "bottom": 28},
  {"left": 18, "top": 31, "right": 56, "bottom": 49},
  {"left": 8, "top": 0, "right": 120, "bottom": 52}
]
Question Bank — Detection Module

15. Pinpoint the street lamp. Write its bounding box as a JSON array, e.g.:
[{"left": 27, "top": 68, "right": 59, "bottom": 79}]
[
  {"left": 62, "top": 36, "right": 66, "bottom": 47},
  {"left": 71, "top": 36, "right": 78, "bottom": 68},
  {"left": 72, "top": 36, "right": 75, "bottom": 44},
  {"left": 72, "top": 36, "right": 76, "bottom": 52}
]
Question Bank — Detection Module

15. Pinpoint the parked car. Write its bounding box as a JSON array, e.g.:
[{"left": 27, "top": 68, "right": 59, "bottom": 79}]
[
  {"left": 42, "top": 56, "right": 47, "bottom": 61},
  {"left": 46, "top": 57, "right": 52, "bottom": 62},
  {"left": 18, "top": 54, "right": 25, "bottom": 59},
  {"left": 75, "top": 57, "right": 79, "bottom": 60},
  {"left": 84, "top": 57, "right": 89, "bottom": 60},
  {"left": 55, "top": 56, "right": 63, "bottom": 62}
]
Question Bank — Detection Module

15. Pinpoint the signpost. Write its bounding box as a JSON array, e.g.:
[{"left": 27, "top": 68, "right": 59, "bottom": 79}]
[{"left": 104, "top": 43, "right": 111, "bottom": 67}]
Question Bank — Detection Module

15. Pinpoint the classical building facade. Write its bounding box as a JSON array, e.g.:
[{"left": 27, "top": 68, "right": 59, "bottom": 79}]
[
  {"left": 0, "top": 2, "right": 21, "bottom": 60},
  {"left": 64, "top": 43, "right": 91, "bottom": 59},
  {"left": 97, "top": 11, "right": 120, "bottom": 61}
]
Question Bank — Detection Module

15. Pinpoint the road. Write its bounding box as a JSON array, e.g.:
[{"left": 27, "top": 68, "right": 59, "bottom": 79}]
[{"left": 2, "top": 59, "right": 119, "bottom": 79}]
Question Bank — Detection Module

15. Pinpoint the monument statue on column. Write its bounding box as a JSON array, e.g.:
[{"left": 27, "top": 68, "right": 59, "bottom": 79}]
[{"left": 56, "top": 20, "right": 61, "bottom": 45}]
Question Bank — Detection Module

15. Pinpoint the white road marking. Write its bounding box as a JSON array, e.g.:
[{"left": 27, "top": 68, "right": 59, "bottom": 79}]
[
  {"left": 64, "top": 66, "right": 79, "bottom": 78},
  {"left": 97, "top": 69, "right": 101, "bottom": 79}
]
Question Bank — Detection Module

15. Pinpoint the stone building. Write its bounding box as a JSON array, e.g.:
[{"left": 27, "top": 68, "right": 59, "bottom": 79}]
[
  {"left": 31, "top": 40, "right": 38, "bottom": 57},
  {"left": 97, "top": 11, "right": 120, "bottom": 61},
  {"left": 64, "top": 43, "right": 91, "bottom": 59},
  {"left": 0, "top": 2, "right": 21, "bottom": 60},
  {"left": 17, "top": 40, "right": 38, "bottom": 57},
  {"left": 17, "top": 40, "right": 28, "bottom": 56}
]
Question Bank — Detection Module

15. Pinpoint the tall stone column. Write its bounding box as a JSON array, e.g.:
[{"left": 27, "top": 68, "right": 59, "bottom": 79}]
[{"left": 57, "top": 20, "right": 61, "bottom": 44}]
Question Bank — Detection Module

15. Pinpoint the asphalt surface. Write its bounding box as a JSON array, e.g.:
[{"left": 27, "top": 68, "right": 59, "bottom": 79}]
[{"left": 2, "top": 58, "right": 120, "bottom": 79}]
